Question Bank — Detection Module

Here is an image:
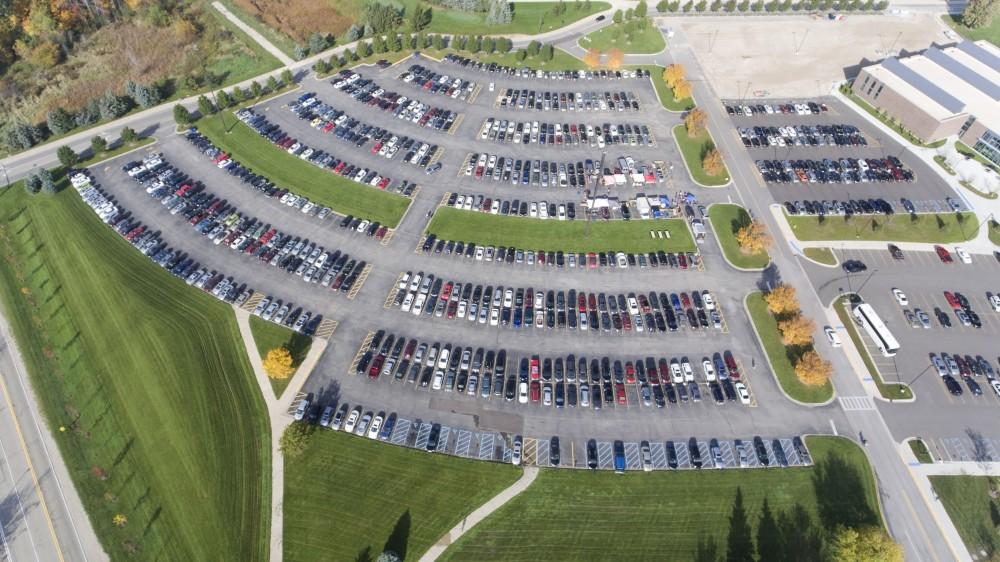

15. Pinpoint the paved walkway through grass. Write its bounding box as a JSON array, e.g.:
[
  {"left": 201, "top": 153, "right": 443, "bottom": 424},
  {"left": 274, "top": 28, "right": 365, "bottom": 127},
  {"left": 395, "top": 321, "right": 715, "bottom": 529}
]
[
  {"left": 419, "top": 466, "right": 539, "bottom": 562},
  {"left": 234, "top": 307, "right": 327, "bottom": 562},
  {"left": 212, "top": 1, "right": 295, "bottom": 66}
]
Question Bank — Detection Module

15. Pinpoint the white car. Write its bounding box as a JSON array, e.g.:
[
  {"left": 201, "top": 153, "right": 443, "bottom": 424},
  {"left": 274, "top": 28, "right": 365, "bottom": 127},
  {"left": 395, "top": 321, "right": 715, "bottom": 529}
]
[
  {"left": 891, "top": 288, "right": 908, "bottom": 306},
  {"left": 989, "top": 293, "right": 1000, "bottom": 312},
  {"left": 702, "top": 359, "right": 717, "bottom": 382},
  {"left": 343, "top": 407, "right": 361, "bottom": 433},
  {"left": 366, "top": 413, "right": 384, "bottom": 439},
  {"left": 511, "top": 435, "right": 523, "bottom": 466},
  {"left": 518, "top": 382, "right": 529, "bottom": 404},
  {"left": 354, "top": 411, "right": 372, "bottom": 436},
  {"left": 955, "top": 246, "right": 972, "bottom": 264},
  {"left": 734, "top": 382, "right": 751, "bottom": 405},
  {"left": 824, "top": 326, "right": 842, "bottom": 347},
  {"left": 293, "top": 399, "right": 309, "bottom": 421}
]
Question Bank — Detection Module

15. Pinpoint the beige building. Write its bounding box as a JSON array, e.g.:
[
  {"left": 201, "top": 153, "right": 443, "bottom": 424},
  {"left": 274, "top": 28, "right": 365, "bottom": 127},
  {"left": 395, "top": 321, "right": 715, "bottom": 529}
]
[{"left": 852, "top": 40, "right": 1000, "bottom": 167}]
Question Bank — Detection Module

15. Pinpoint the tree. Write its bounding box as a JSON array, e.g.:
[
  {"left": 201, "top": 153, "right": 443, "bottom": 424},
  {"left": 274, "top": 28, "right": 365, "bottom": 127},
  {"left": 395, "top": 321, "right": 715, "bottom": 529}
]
[
  {"left": 583, "top": 48, "right": 601, "bottom": 68},
  {"left": 120, "top": 126, "right": 138, "bottom": 144},
  {"left": 264, "top": 347, "right": 295, "bottom": 380},
  {"left": 433, "top": 33, "right": 445, "bottom": 50},
  {"left": 309, "top": 32, "right": 330, "bottom": 55},
  {"left": 961, "top": 0, "right": 996, "bottom": 28},
  {"left": 613, "top": 8, "right": 623, "bottom": 22},
  {"left": 541, "top": 43, "right": 555, "bottom": 61},
  {"left": 314, "top": 59, "right": 331, "bottom": 74},
  {"left": 57, "top": 145, "right": 79, "bottom": 167},
  {"left": 266, "top": 76, "right": 280, "bottom": 92},
  {"left": 281, "top": 69, "right": 295, "bottom": 86},
  {"left": 726, "top": 488, "right": 754, "bottom": 562},
  {"left": 764, "top": 284, "right": 798, "bottom": 315},
  {"left": 636, "top": 0, "right": 649, "bottom": 16},
  {"left": 663, "top": 63, "right": 685, "bottom": 87},
  {"left": 702, "top": 148, "right": 724, "bottom": 177},
  {"left": 97, "top": 89, "right": 129, "bottom": 121},
  {"left": 684, "top": 108, "right": 708, "bottom": 136},
  {"left": 37, "top": 167, "right": 56, "bottom": 194},
  {"left": 47, "top": 108, "right": 75, "bottom": 136},
  {"left": 90, "top": 135, "right": 108, "bottom": 155},
  {"left": 345, "top": 23, "right": 363, "bottom": 42},
  {"left": 673, "top": 77, "right": 693, "bottom": 101},
  {"left": 279, "top": 422, "right": 312, "bottom": 458},
  {"left": 250, "top": 81, "right": 264, "bottom": 98},
  {"left": 174, "top": 104, "right": 194, "bottom": 126},
  {"left": 829, "top": 526, "right": 903, "bottom": 562},
  {"left": 364, "top": 2, "right": 403, "bottom": 33},
  {"left": 607, "top": 48, "right": 624, "bottom": 69},
  {"left": 197, "top": 95, "right": 216, "bottom": 116},
  {"left": 527, "top": 40, "right": 541, "bottom": 57},
  {"left": 5, "top": 122, "right": 44, "bottom": 150},
  {"left": 498, "top": 37, "right": 512, "bottom": 53},
  {"left": 409, "top": 3, "right": 432, "bottom": 31},
  {"left": 214, "top": 90, "right": 233, "bottom": 110},
  {"left": 515, "top": 48, "right": 527, "bottom": 61},
  {"left": 779, "top": 315, "right": 815, "bottom": 346},
  {"left": 113, "top": 514, "right": 128, "bottom": 527},
  {"left": 735, "top": 220, "right": 772, "bottom": 254},
  {"left": 125, "top": 81, "right": 160, "bottom": 108},
  {"left": 372, "top": 34, "right": 387, "bottom": 54},
  {"left": 24, "top": 172, "right": 41, "bottom": 194},
  {"left": 486, "top": 0, "right": 514, "bottom": 24}
]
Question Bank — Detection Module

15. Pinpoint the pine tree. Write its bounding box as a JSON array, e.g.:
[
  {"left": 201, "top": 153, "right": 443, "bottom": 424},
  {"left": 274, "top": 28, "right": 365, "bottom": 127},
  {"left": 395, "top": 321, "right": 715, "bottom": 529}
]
[{"left": 47, "top": 108, "right": 75, "bottom": 136}]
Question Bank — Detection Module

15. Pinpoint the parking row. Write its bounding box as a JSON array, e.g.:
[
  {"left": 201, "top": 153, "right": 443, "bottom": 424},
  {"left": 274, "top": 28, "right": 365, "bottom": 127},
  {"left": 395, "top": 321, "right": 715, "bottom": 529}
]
[
  {"left": 496, "top": 88, "right": 641, "bottom": 112},
  {"left": 69, "top": 170, "right": 326, "bottom": 334},
  {"left": 419, "top": 235, "right": 703, "bottom": 272},
  {"left": 121, "top": 154, "right": 368, "bottom": 296},
  {"left": 234, "top": 107, "right": 418, "bottom": 196},
  {"left": 286, "top": 92, "right": 440, "bottom": 168},
  {"left": 331, "top": 69, "right": 460, "bottom": 132},
  {"left": 447, "top": 192, "right": 691, "bottom": 223},
  {"left": 478, "top": 118, "right": 655, "bottom": 148},
  {"left": 738, "top": 124, "right": 866, "bottom": 148},
  {"left": 398, "top": 63, "right": 478, "bottom": 103},
  {"left": 755, "top": 157, "right": 913, "bottom": 185},
  {"left": 389, "top": 271, "right": 725, "bottom": 335},
  {"left": 351, "top": 332, "right": 751, "bottom": 409},
  {"left": 725, "top": 100, "right": 829, "bottom": 117},
  {"left": 463, "top": 152, "right": 666, "bottom": 188},
  {"left": 929, "top": 352, "right": 1000, "bottom": 398},
  {"left": 443, "top": 53, "right": 653, "bottom": 82}
]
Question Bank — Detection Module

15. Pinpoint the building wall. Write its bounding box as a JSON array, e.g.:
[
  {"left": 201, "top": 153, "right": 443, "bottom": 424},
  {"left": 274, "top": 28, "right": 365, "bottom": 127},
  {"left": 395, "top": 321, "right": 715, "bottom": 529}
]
[
  {"left": 960, "top": 121, "right": 1000, "bottom": 167},
  {"left": 851, "top": 68, "right": 965, "bottom": 142}
]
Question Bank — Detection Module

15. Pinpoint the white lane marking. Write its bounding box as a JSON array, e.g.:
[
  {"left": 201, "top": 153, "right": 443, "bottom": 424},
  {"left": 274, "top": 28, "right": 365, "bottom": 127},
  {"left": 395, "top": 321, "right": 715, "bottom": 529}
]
[{"left": 0, "top": 430, "right": 41, "bottom": 562}]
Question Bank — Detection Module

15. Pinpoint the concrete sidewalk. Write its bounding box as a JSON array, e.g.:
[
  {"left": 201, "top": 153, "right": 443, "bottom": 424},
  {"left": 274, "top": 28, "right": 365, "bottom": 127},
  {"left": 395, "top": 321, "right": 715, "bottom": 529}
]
[{"left": 212, "top": 1, "right": 295, "bottom": 66}]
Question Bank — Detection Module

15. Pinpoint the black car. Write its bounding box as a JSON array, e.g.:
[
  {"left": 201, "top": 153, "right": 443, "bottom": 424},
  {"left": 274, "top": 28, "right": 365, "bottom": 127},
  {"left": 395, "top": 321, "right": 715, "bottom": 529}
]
[
  {"left": 550, "top": 437, "right": 561, "bottom": 466},
  {"left": 842, "top": 259, "right": 867, "bottom": 273},
  {"left": 753, "top": 436, "right": 769, "bottom": 466},
  {"left": 943, "top": 375, "right": 963, "bottom": 396},
  {"left": 887, "top": 244, "right": 904, "bottom": 260},
  {"left": 689, "top": 438, "right": 703, "bottom": 469},
  {"left": 426, "top": 423, "right": 441, "bottom": 452},
  {"left": 586, "top": 439, "right": 598, "bottom": 469},
  {"left": 665, "top": 440, "right": 678, "bottom": 469}
]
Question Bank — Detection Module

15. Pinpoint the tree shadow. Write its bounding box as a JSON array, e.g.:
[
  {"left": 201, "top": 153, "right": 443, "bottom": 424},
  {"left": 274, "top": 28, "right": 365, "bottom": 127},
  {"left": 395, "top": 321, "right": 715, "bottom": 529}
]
[
  {"left": 313, "top": 381, "right": 341, "bottom": 409},
  {"left": 726, "top": 487, "right": 753, "bottom": 562},
  {"left": 283, "top": 331, "right": 313, "bottom": 367},
  {"left": 757, "top": 263, "right": 782, "bottom": 292},
  {"left": 383, "top": 510, "right": 411, "bottom": 560},
  {"left": 693, "top": 534, "right": 719, "bottom": 562},
  {"left": 812, "top": 452, "right": 878, "bottom": 529},
  {"left": 355, "top": 546, "right": 372, "bottom": 562}
]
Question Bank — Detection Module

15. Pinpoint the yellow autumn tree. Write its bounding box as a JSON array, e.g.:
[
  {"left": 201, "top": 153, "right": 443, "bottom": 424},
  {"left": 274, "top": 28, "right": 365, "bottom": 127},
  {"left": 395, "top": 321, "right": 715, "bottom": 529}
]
[
  {"left": 607, "top": 48, "right": 624, "bottom": 69},
  {"left": 673, "top": 77, "right": 693, "bottom": 101},
  {"left": 113, "top": 514, "right": 128, "bottom": 527},
  {"left": 735, "top": 221, "right": 772, "bottom": 254},
  {"left": 684, "top": 108, "right": 707, "bottom": 137},
  {"left": 829, "top": 526, "right": 903, "bottom": 562},
  {"left": 779, "top": 315, "right": 816, "bottom": 346},
  {"left": 583, "top": 48, "right": 601, "bottom": 68},
  {"left": 662, "top": 64, "right": 685, "bottom": 87},
  {"left": 702, "top": 147, "right": 725, "bottom": 177},
  {"left": 764, "top": 284, "right": 798, "bottom": 315},
  {"left": 263, "top": 347, "right": 295, "bottom": 380}
]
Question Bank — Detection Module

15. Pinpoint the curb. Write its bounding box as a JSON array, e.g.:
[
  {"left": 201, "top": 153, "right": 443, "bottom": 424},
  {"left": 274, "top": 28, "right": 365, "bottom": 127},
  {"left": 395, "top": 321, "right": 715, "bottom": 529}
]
[
  {"left": 742, "top": 292, "right": 835, "bottom": 408},
  {"left": 799, "top": 247, "right": 839, "bottom": 269},
  {"left": 671, "top": 125, "right": 732, "bottom": 188}
]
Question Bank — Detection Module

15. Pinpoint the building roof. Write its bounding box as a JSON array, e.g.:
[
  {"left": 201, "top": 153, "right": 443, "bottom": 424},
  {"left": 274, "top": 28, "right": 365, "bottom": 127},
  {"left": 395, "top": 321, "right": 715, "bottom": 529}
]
[{"left": 865, "top": 40, "right": 1000, "bottom": 134}]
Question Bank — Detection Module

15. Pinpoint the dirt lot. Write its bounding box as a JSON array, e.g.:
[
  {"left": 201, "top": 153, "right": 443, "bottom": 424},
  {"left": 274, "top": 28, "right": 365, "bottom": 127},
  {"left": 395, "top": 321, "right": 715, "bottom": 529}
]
[{"left": 676, "top": 13, "right": 950, "bottom": 98}]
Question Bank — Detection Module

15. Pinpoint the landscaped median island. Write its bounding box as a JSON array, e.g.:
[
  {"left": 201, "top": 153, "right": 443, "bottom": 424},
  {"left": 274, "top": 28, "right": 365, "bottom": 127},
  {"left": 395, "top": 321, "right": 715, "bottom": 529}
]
[
  {"left": 785, "top": 211, "right": 978, "bottom": 243},
  {"left": 638, "top": 64, "right": 695, "bottom": 112},
  {"left": 283, "top": 429, "right": 520, "bottom": 562},
  {"left": 834, "top": 296, "right": 912, "bottom": 400},
  {"left": 0, "top": 175, "right": 270, "bottom": 559},
  {"left": 930, "top": 475, "right": 1000, "bottom": 559},
  {"left": 194, "top": 112, "right": 411, "bottom": 227},
  {"left": 803, "top": 247, "right": 837, "bottom": 266},
  {"left": 249, "top": 316, "right": 313, "bottom": 398},
  {"left": 440, "top": 436, "right": 890, "bottom": 561},
  {"left": 427, "top": 207, "right": 697, "bottom": 254},
  {"left": 710, "top": 203, "right": 771, "bottom": 269},
  {"left": 908, "top": 439, "right": 934, "bottom": 464},
  {"left": 579, "top": 17, "right": 666, "bottom": 55},
  {"left": 672, "top": 123, "right": 731, "bottom": 187},
  {"left": 746, "top": 291, "right": 834, "bottom": 404}
]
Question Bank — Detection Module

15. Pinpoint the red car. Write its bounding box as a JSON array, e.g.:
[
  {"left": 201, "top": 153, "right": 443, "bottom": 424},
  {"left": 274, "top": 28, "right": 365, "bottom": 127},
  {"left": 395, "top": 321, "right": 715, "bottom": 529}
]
[
  {"left": 624, "top": 362, "right": 636, "bottom": 384},
  {"left": 724, "top": 351, "right": 741, "bottom": 380},
  {"left": 368, "top": 355, "right": 385, "bottom": 379},
  {"left": 935, "top": 245, "right": 953, "bottom": 263},
  {"left": 587, "top": 253, "right": 598, "bottom": 269},
  {"left": 530, "top": 381, "right": 541, "bottom": 403},
  {"left": 943, "top": 291, "right": 961, "bottom": 310},
  {"left": 615, "top": 383, "right": 627, "bottom": 405},
  {"left": 530, "top": 357, "right": 540, "bottom": 380}
]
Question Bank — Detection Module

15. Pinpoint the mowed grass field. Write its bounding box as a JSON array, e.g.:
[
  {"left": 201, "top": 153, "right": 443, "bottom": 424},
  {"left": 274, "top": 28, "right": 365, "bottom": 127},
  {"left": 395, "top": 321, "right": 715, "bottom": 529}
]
[
  {"left": 930, "top": 475, "right": 1000, "bottom": 558},
  {"left": 283, "top": 429, "right": 520, "bottom": 561},
  {"left": 249, "top": 315, "right": 312, "bottom": 398},
  {"left": 786, "top": 211, "right": 978, "bottom": 243},
  {"left": 441, "top": 436, "right": 880, "bottom": 561},
  {"left": 710, "top": 203, "right": 770, "bottom": 269},
  {"left": 579, "top": 20, "right": 666, "bottom": 54},
  {"left": 195, "top": 113, "right": 411, "bottom": 227},
  {"left": 746, "top": 292, "right": 833, "bottom": 404},
  {"left": 0, "top": 178, "right": 269, "bottom": 558},
  {"left": 427, "top": 207, "right": 696, "bottom": 254},
  {"left": 425, "top": 2, "right": 610, "bottom": 35}
]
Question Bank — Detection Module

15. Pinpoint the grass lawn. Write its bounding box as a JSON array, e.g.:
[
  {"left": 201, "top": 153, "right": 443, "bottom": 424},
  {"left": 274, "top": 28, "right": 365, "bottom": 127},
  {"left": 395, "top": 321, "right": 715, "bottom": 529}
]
[
  {"left": 427, "top": 207, "right": 696, "bottom": 254},
  {"left": 194, "top": 113, "right": 411, "bottom": 227},
  {"left": 579, "top": 19, "right": 666, "bottom": 54},
  {"left": 933, "top": 155, "right": 956, "bottom": 176},
  {"left": 786, "top": 212, "right": 978, "bottom": 243},
  {"left": 746, "top": 292, "right": 833, "bottom": 404},
  {"left": 216, "top": 0, "right": 300, "bottom": 59},
  {"left": 840, "top": 86, "right": 946, "bottom": 149},
  {"left": 930, "top": 476, "right": 1000, "bottom": 559},
  {"left": 804, "top": 247, "right": 837, "bottom": 266},
  {"left": 635, "top": 64, "right": 694, "bottom": 112},
  {"left": 908, "top": 439, "right": 933, "bottom": 464},
  {"left": 833, "top": 296, "right": 912, "bottom": 400},
  {"left": 672, "top": 125, "right": 731, "bottom": 186},
  {"left": 710, "top": 203, "right": 769, "bottom": 269},
  {"left": 284, "top": 429, "right": 520, "bottom": 561},
  {"left": 956, "top": 140, "right": 1000, "bottom": 174},
  {"left": 941, "top": 14, "right": 1000, "bottom": 47},
  {"left": 75, "top": 136, "right": 157, "bottom": 169},
  {"left": 426, "top": 2, "right": 610, "bottom": 35},
  {"left": 205, "top": 4, "right": 286, "bottom": 79},
  {"left": 991, "top": 220, "right": 1000, "bottom": 247},
  {"left": 441, "top": 436, "right": 881, "bottom": 561},
  {"left": 0, "top": 175, "right": 269, "bottom": 559},
  {"left": 249, "top": 316, "right": 312, "bottom": 398}
]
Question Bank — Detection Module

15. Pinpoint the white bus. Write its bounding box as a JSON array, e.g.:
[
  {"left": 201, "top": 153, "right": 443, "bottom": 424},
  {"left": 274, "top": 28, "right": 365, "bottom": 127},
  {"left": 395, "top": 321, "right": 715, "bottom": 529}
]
[{"left": 852, "top": 303, "right": 900, "bottom": 357}]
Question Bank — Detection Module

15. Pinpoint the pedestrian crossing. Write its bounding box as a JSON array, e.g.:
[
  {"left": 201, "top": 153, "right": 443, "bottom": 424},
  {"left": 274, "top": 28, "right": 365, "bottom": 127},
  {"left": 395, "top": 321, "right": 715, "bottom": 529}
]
[{"left": 839, "top": 395, "right": 876, "bottom": 411}]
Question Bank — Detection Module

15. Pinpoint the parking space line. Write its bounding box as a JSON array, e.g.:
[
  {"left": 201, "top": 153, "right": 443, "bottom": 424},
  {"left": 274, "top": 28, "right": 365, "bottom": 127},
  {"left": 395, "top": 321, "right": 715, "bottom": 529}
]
[
  {"left": 438, "top": 426, "right": 452, "bottom": 454},
  {"left": 390, "top": 418, "right": 410, "bottom": 445},
  {"left": 522, "top": 437, "right": 538, "bottom": 466},
  {"left": 347, "top": 331, "right": 375, "bottom": 375},
  {"left": 414, "top": 423, "right": 431, "bottom": 450},
  {"left": 536, "top": 438, "right": 550, "bottom": 467},
  {"left": 468, "top": 83, "right": 482, "bottom": 104},
  {"left": 675, "top": 442, "right": 690, "bottom": 468},
  {"left": 313, "top": 319, "right": 338, "bottom": 340},
  {"left": 649, "top": 442, "right": 667, "bottom": 469},
  {"left": 347, "top": 263, "right": 373, "bottom": 300},
  {"left": 720, "top": 440, "right": 736, "bottom": 468},
  {"left": 454, "top": 429, "right": 473, "bottom": 457},
  {"left": 624, "top": 442, "right": 641, "bottom": 470},
  {"left": 242, "top": 292, "right": 263, "bottom": 312},
  {"left": 597, "top": 441, "right": 613, "bottom": 469},
  {"left": 478, "top": 433, "right": 496, "bottom": 461},
  {"left": 448, "top": 113, "right": 466, "bottom": 135},
  {"left": 780, "top": 438, "right": 799, "bottom": 466}
]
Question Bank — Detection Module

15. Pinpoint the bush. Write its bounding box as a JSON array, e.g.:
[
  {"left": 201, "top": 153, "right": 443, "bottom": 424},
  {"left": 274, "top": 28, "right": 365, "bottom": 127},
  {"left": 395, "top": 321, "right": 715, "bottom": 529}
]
[
  {"left": 47, "top": 108, "right": 75, "bottom": 136},
  {"left": 57, "top": 145, "right": 79, "bottom": 167},
  {"left": 120, "top": 127, "right": 138, "bottom": 144},
  {"left": 90, "top": 136, "right": 108, "bottom": 155},
  {"left": 174, "top": 104, "right": 194, "bottom": 126},
  {"left": 98, "top": 89, "right": 130, "bottom": 121},
  {"left": 4, "top": 122, "right": 44, "bottom": 151}
]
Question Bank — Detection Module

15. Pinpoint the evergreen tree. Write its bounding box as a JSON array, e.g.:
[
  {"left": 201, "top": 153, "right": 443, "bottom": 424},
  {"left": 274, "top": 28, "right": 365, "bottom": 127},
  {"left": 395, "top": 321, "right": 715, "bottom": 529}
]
[
  {"left": 46, "top": 108, "right": 75, "bottom": 136},
  {"left": 57, "top": 145, "right": 79, "bottom": 167},
  {"left": 197, "top": 95, "right": 216, "bottom": 116}
]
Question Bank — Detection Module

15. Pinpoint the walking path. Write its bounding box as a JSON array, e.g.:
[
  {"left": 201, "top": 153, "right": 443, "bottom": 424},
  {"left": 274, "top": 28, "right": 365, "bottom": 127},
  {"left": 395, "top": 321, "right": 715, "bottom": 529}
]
[
  {"left": 233, "top": 307, "right": 328, "bottom": 562},
  {"left": 419, "top": 466, "right": 539, "bottom": 562},
  {"left": 212, "top": 2, "right": 295, "bottom": 66}
]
